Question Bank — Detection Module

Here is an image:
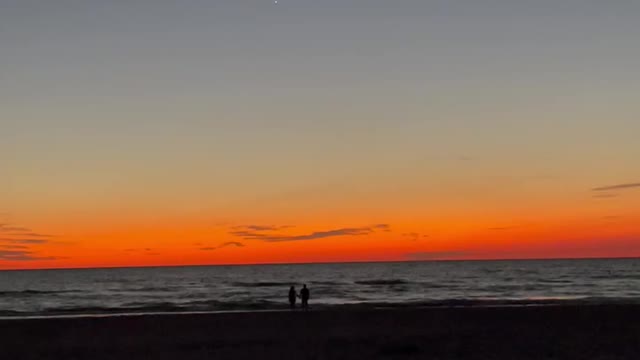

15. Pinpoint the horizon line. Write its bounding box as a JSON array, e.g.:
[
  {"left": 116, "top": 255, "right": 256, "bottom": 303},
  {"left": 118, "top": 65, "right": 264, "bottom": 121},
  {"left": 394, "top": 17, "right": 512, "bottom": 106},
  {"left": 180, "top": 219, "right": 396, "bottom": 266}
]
[{"left": 1, "top": 256, "right": 639, "bottom": 272}]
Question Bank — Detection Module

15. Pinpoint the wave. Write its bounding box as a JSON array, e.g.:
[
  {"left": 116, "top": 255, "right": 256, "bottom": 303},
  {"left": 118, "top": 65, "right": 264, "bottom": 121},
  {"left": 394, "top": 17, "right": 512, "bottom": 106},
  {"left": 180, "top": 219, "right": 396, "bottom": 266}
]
[
  {"left": 0, "top": 289, "right": 81, "bottom": 297},
  {"left": 539, "top": 279, "right": 574, "bottom": 284},
  {"left": 182, "top": 299, "right": 283, "bottom": 310},
  {"left": 416, "top": 282, "right": 454, "bottom": 289},
  {"left": 311, "top": 281, "right": 348, "bottom": 286},
  {"left": 230, "top": 281, "right": 293, "bottom": 288},
  {"left": 355, "top": 279, "right": 409, "bottom": 286},
  {"left": 114, "top": 286, "right": 183, "bottom": 293},
  {"left": 588, "top": 274, "right": 640, "bottom": 280},
  {"left": 482, "top": 284, "right": 548, "bottom": 292},
  {"left": 2, "top": 296, "right": 640, "bottom": 318},
  {"left": 328, "top": 297, "right": 640, "bottom": 309},
  {"left": 36, "top": 299, "right": 285, "bottom": 315},
  {"left": 44, "top": 303, "right": 185, "bottom": 314}
]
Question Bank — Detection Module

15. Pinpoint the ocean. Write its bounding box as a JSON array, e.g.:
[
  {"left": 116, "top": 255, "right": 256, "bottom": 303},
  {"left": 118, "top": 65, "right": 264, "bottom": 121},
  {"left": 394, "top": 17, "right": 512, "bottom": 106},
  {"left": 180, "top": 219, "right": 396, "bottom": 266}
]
[{"left": 1, "top": 259, "right": 639, "bottom": 318}]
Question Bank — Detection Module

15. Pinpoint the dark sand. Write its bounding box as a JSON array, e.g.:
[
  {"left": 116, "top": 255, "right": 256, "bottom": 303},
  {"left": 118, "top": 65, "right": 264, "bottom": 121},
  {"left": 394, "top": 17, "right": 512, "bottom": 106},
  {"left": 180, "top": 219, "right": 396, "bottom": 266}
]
[{"left": 2, "top": 305, "right": 639, "bottom": 359}]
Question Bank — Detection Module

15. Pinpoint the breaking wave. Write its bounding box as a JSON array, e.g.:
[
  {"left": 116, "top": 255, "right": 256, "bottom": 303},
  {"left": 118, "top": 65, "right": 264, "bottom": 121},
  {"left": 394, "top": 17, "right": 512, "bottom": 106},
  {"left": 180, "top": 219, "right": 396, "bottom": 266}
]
[{"left": 3, "top": 297, "right": 640, "bottom": 319}]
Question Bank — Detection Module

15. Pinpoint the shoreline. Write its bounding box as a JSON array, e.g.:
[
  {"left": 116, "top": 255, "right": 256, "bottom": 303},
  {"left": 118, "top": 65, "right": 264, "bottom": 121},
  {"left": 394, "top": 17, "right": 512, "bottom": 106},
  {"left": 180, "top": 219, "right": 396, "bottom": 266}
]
[
  {"left": 2, "top": 304, "right": 640, "bottom": 359},
  {"left": 2, "top": 297, "right": 640, "bottom": 320},
  {"left": 2, "top": 256, "right": 639, "bottom": 272}
]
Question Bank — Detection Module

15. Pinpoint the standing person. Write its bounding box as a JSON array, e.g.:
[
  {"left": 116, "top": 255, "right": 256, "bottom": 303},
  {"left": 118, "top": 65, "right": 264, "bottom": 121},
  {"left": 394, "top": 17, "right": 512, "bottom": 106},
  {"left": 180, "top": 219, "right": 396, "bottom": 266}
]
[
  {"left": 288, "top": 286, "right": 297, "bottom": 309},
  {"left": 300, "top": 284, "right": 310, "bottom": 310}
]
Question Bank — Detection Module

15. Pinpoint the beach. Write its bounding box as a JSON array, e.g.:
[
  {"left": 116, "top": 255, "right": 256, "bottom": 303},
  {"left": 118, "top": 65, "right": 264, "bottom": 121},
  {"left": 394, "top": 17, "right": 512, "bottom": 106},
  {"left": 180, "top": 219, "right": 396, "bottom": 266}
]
[{"left": 2, "top": 304, "right": 639, "bottom": 359}]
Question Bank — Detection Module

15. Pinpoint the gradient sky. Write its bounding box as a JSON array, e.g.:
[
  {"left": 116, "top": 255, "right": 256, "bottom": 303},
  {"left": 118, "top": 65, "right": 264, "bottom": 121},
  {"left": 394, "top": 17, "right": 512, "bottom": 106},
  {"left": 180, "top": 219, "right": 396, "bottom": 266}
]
[{"left": 2, "top": 0, "right": 640, "bottom": 269}]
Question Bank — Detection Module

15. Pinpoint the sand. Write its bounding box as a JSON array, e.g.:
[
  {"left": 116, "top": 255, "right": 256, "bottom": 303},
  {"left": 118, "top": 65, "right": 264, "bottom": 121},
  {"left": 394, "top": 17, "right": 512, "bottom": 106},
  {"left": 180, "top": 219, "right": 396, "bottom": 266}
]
[{"left": 1, "top": 304, "right": 639, "bottom": 359}]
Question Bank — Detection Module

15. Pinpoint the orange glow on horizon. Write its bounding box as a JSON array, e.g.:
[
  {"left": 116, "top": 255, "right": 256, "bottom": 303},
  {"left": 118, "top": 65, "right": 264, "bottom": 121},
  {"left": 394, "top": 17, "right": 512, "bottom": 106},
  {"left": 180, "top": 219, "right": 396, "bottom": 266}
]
[{"left": 2, "top": 210, "right": 639, "bottom": 270}]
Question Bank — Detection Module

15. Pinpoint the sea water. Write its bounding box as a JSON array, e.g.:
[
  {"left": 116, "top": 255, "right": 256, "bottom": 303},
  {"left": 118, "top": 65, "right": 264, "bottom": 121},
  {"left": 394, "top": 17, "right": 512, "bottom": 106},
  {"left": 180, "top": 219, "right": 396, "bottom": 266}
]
[{"left": 1, "top": 258, "right": 639, "bottom": 317}]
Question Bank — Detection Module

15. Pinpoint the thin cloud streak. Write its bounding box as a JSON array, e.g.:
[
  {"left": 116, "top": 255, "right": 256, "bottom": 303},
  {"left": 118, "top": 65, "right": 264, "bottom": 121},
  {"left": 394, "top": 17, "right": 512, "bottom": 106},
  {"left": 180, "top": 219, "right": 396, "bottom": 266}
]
[
  {"left": 0, "top": 223, "right": 55, "bottom": 239},
  {"left": 230, "top": 224, "right": 390, "bottom": 242},
  {"left": 592, "top": 183, "right": 640, "bottom": 192},
  {"left": 402, "top": 233, "right": 429, "bottom": 241},
  {"left": 0, "top": 244, "right": 29, "bottom": 249},
  {"left": 0, "top": 239, "right": 50, "bottom": 245},
  {"left": 0, "top": 250, "right": 58, "bottom": 261},
  {"left": 200, "top": 241, "right": 245, "bottom": 251},
  {"left": 593, "top": 193, "right": 618, "bottom": 199},
  {"left": 13, "top": 233, "right": 54, "bottom": 238},
  {"left": 0, "top": 222, "right": 63, "bottom": 262},
  {"left": 221, "top": 241, "right": 245, "bottom": 248},
  {"left": 233, "top": 225, "right": 291, "bottom": 232},
  {"left": 0, "top": 225, "right": 31, "bottom": 233},
  {"left": 122, "top": 248, "right": 157, "bottom": 252}
]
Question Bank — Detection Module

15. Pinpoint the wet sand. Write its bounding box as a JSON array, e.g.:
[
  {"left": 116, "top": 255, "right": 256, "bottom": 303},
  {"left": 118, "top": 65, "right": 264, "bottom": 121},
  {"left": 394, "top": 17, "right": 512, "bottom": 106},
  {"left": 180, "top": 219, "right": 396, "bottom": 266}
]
[{"left": 2, "top": 304, "right": 639, "bottom": 359}]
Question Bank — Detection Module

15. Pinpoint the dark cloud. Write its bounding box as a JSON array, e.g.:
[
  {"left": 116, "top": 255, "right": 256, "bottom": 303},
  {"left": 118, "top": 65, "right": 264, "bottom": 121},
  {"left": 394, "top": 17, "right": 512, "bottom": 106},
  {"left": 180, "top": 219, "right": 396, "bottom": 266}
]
[
  {"left": 0, "top": 239, "right": 49, "bottom": 245},
  {"left": 373, "top": 224, "right": 391, "bottom": 232},
  {"left": 200, "top": 241, "right": 245, "bottom": 251},
  {"left": 231, "top": 224, "right": 391, "bottom": 242},
  {"left": 406, "top": 251, "right": 469, "bottom": 261},
  {"left": 221, "top": 241, "right": 245, "bottom": 248},
  {"left": 231, "top": 224, "right": 390, "bottom": 242},
  {"left": 229, "top": 225, "right": 293, "bottom": 239},
  {"left": 0, "top": 250, "right": 58, "bottom": 261},
  {"left": 13, "top": 232, "right": 54, "bottom": 238},
  {"left": 592, "top": 183, "right": 640, "bottom": 192},
  {"left": 0, "top": 244, "right": 29, "bottom": 250},
  {"left": 234, "top": 225, "right": 292, "bottom": 232},
  {"left": 0, "top": 223, "right": 54, "bottom": 239},
  {"left": 229, "top": 230, "right": 265, "bottom": 239},
  {"left": 0, "top": 225, "right": 31, "bottom": 233},
  {"left": 0, "top": 223, "right": 62, "bottom": 262}
]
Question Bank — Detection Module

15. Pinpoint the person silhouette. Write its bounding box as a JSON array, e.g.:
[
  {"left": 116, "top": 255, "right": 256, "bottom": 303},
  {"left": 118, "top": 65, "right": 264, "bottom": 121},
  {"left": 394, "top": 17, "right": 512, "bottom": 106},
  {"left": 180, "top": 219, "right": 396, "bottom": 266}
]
[
  {"left": 300, "top": 284, "right": 310, "bottom": 310},
  {"left": 288, "top": 286, "right": 297, "bottom": 309}
]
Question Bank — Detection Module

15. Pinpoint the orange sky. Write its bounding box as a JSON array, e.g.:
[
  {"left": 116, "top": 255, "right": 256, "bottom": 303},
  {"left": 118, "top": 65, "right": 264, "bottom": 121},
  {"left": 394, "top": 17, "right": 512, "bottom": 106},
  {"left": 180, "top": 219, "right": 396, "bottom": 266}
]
[
  {"left": 2, "top": 1, "right": 640, "bottom": 269},
  {"left": 2, "top": 191, "right": 639, "bottom": 269}
]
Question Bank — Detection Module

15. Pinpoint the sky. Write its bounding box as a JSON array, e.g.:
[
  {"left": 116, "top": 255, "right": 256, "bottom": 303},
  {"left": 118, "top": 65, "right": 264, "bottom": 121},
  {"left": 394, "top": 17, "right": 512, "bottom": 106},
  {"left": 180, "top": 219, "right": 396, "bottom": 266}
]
[{"left": 2, "top": 0, "right": 640, "bottom": 269}]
